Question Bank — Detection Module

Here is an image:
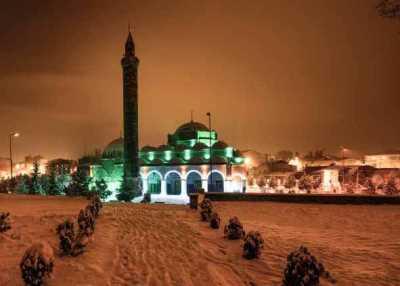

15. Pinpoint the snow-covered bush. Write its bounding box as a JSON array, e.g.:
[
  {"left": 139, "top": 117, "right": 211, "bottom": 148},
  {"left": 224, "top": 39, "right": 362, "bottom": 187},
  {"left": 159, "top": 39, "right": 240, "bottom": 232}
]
[
  {"left": 243, "top": 231, "right": 264, "bottom": 259},
  {"left": 199, "top": 198, "right": 213, "bottom": 221},
  {"left": 20, "top": 242, "right": 54, "bottom": 286},
  {"left": 209, "top": 212, "right": 221, "bottom": 229},
  {"left": 282, "top": 246, "right": 335, "bottom": 286},
  {"left": 56, "top": 219, "right": 75, "bottom": 256},
  {"left": 0, "top": 212, "right": 11, "bottom": 233},
  {"left": 224, "top": 216, "right": 245, "bottom": 240}
]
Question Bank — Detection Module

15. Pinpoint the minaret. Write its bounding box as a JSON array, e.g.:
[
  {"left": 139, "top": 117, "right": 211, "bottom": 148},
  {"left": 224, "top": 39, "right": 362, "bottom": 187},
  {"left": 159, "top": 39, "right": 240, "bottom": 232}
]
[{"left": 121, "top": 29, "right": 139, "bottom": 180}]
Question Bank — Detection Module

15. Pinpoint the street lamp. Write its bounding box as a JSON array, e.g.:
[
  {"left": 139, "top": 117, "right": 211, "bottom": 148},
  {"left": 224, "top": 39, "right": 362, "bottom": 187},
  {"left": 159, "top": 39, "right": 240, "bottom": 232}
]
[
  {"left": 9, "top": 132, "right": 20, "bottom": 179},
  {"left": 340, "top": 146, "right": 348, "bottom": 188},
  {"left": 206, "top": 112, "right": 212, "bottom": 192}
]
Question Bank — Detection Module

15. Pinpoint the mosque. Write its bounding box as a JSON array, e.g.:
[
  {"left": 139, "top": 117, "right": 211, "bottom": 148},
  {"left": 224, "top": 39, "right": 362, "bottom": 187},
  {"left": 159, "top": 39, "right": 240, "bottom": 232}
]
[{"left": 89, "top": 31, "right": 247, "bottom": 203}]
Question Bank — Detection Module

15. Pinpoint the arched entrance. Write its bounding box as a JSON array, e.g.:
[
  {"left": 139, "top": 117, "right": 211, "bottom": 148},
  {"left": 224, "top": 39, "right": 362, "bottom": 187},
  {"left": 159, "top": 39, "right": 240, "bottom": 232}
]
[
  {"left": 186, "top": 171, "right": 202, "bottom": 194},
  {"left": 208, "top": 172, "right": 224, "bottom": 192},
  {"left": 166, "top": 172, "right": 182, "bottom": 195},
  {"left": 147, "top": 172, "right": 161, "bottom": 194}
]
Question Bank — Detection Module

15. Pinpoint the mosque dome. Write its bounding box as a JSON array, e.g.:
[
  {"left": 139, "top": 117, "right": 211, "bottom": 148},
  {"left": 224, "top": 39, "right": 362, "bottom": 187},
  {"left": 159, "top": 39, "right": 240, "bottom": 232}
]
[
  {"left": 212, "top": 141, "right": 229, "bottom": 149},
  {"left": 103, "top": 137, "right": 124, "bottom": 158},
  {"left": 174, "top": 121, "right": 209, "bottom": 140}
]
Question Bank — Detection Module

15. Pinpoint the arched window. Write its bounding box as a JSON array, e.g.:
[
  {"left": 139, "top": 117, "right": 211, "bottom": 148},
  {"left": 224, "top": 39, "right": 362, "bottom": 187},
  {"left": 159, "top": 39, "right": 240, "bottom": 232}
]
[
  {"left": 186, "top": 172, "right": 202, "bottom": 194},
  {"left": 166, "top": 172, "right": 181, "bottom": 195},
  {"left": 147, "top": 172, "right": 161, "bottom": 194},
  {"left": 208, "top": 172, "right": 224, "bottom": 192}
]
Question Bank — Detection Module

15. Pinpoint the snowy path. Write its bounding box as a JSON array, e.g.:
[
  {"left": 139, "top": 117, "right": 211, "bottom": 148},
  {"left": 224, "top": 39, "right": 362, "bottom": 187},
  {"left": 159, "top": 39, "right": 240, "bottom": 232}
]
[{"left": 107, "top": 204, "right": 254, "bottom": 286}]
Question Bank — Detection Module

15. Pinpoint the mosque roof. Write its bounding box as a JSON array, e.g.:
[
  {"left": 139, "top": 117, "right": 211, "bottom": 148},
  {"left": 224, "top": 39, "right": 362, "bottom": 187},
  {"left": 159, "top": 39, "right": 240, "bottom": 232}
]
[
  {"left": 103, "top": 137, "right": 124, "bottom": 158},
  {"left": 169, "top": 158, "right": 185, "bottom": 165},
  {"left": 175, "top": 121, "right": 209, "bottom": 135},
  {"left": 141, "top": 145, "right": 157, "bottom": 152},
  {"left": 211, "top": 155, "right": 227, "bottom": 164},
  {"left": 173, "top": 121, "right": 209, "bottom": 141},
  {"left": 212, "top": 140, "right": 229, "bottom": 149},
  {"left": 188, "top": 157, "right": 206, "bottom": 165},
  {"left": 192, "top": 142, "right": 209, "bottom": 151}
]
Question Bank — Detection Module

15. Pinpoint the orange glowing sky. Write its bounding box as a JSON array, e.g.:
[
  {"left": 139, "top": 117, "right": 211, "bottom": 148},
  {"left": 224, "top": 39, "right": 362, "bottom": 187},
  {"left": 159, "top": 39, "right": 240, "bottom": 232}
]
[{"left": 0, "top": 0, "right": 399, "bottom": 161}]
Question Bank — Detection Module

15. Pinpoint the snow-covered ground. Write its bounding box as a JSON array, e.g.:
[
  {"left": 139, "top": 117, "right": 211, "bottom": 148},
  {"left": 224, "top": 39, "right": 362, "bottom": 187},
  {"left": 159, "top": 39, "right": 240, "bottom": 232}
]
[{"left": 1, "top": 194, "right": 399, "bottom": 285}]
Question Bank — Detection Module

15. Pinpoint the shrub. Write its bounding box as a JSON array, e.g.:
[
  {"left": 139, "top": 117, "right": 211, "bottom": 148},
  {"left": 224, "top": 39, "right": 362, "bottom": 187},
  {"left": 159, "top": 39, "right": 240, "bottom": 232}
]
[
  {"left": 209, "top": 212, "right": 221, "bottom": 229},
  {"left": 0, "top": 212, "right": 11, "bottom": 233},
  {"left": 199, "top": 198, "right": 213, "bottom": 221},
  {"left": 243, "top": 231, "right": 264, "bottom": 259},
  {"left": 78, "top": 208, "right": 95, "bottom": 236},
  {"left": 224, "top": 216, "right": 245, "bottom": 239},
  {"left": 56, "top": 219, "right": 75, "bottom": 256},
  {"left": 71, "top": 229, "right": 90, "bottom": 257},
  {"left": 282, "top": 246, "right": 335, "bottom": 286},
  {"left": 20, "top": 241, "right": 54, "bottom": 286},
  {"left": 141, "top": 192, "right": 151, "bottom": 203}
]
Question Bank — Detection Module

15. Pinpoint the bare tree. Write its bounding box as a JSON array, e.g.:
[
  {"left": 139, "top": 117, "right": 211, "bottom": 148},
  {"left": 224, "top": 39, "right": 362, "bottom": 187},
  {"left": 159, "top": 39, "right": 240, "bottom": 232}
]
[{"left": 377, "top": 0, "right": 400, "bottom": 19}]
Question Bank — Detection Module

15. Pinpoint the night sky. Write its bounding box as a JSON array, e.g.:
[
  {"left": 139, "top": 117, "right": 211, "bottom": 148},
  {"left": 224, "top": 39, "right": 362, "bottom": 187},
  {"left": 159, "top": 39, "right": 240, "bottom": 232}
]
[{"left": 0, "top": 0, "right": 399, "bottom": 161}]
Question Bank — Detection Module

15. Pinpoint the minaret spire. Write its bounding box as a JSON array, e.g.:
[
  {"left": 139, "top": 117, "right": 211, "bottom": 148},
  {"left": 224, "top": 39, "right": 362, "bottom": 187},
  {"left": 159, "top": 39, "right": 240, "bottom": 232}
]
[{"left": 125, "top": 25, "right": 135, "bottom": 56}]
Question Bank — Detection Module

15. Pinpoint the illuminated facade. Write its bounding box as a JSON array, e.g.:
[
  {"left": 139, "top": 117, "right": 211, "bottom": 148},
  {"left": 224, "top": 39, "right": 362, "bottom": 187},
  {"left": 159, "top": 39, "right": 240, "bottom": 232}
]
[
  {"left": 0, "top": 156, "right": 47, "bottom": 179},
  {"left": 91, "top": 121, "right": 246, "bottom": 203},
  {"left": 365, "top": 153, "right": 400, "bottom": 169}
]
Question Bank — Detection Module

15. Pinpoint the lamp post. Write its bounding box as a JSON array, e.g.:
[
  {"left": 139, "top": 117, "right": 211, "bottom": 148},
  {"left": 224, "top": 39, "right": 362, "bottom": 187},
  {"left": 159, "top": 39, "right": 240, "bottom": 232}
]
[
  {"left": 9, "top": 132, "right": 20, "bottom": 179},
  {"left": 340, "top": 146, "right": 348, "bottom": 190},
  {"left": 206, "top": 112, "right": 212, "bottom": 192}
]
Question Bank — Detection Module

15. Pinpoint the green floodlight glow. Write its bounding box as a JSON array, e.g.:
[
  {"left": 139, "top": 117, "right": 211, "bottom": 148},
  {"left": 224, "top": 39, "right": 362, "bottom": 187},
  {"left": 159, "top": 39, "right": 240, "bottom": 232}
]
[
  {"left": 184, "top": 149, "right": 191, "bottom": 160},
  {"left": 148, "top": 151, "right": 155, "bottom": 161},
  {"left": 204, "top": 150, "right": 210, "bottom": 160},
  {"left": 197, "top": 131, "right": 216, "bottom": 140},
  {"left": 164, "top": 150, "right": 172, "bottom": 161},
  {"left": 225, "top": 147, "right": 233, "bottom": 158},
  {"left": 234, "top": 157, "right": 244, "bottom": 164}
]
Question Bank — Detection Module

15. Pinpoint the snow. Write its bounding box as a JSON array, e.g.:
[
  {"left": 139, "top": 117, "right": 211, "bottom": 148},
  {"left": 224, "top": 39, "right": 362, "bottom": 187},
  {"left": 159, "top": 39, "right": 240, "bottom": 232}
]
[{"left": 1, "top": 194, "right": 399, "bottom": 285}]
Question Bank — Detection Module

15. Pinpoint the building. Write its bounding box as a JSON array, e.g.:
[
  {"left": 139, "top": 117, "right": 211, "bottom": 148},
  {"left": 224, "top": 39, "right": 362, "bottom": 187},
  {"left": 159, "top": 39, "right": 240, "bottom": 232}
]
[
  {"left": 0, "top": 156, "right": 47, "bottom": 179},
  {"left": 0, "top": 158, "right": 10, "bottom": 179},
  {"left": 91, "top": 121, "right": 246, "bottom": 203},
  {"left": 88, "top": 30, "right": 246, "bottom": 203},
  {"left": 365, "top": 152, "right": 400, "bottom": 169}
]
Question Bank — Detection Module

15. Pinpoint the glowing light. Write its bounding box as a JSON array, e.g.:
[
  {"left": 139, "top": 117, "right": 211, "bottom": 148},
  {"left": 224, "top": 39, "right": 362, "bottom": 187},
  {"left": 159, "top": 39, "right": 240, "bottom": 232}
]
[
  {"left": 322, "top": 169, "right": 340, "bottom": 192},
  {"left": 225, "top": 147, "right": 233, "bottom": 158},
  {"left": 234, "top": 157, "right": 244, "bottom": 164},
  {"left": 244, "top": 157, "right": 252, "bottom": 167},
  {"left": 184, "top": 149, "right": 191, "bottom": 160},
  {"left": 289, "top": 157, "right": 303, "bottom": 171},
  {"left": 164, "top": 150, "right": 172, "bottom": 161},
  {"left": 204, "top": 150, "right": 210, "bottom": 160},
  {"left": 148, "top": 151, "right": 155, "bottom": 161}
]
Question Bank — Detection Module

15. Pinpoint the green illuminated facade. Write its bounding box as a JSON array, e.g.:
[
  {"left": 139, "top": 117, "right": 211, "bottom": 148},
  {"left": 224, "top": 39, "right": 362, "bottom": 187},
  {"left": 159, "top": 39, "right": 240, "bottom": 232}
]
[{"left": 90, "top": 121, "right": 246, "bottom": 201}]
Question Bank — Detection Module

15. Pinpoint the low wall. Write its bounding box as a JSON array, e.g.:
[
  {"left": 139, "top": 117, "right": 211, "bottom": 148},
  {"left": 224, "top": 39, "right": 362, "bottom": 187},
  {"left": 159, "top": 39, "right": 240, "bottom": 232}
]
[{"left": 203, "top": 192, "right": 400, "bottom": 205}]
